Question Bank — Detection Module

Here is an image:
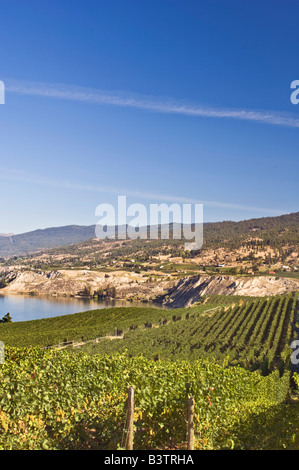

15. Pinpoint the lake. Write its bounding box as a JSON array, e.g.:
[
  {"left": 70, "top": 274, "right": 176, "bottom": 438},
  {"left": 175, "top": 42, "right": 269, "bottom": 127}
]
[{"left": 0, "top": 294, "right": 168, "bottom": 322}]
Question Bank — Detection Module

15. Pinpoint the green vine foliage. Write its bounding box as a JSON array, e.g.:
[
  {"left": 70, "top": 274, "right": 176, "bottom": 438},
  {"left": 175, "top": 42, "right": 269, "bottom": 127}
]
[{"left": 0, "top": 347, "right": 297, "bottom": 450}]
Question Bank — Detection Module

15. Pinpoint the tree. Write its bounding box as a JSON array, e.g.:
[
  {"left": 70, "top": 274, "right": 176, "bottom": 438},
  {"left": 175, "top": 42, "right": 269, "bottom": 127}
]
[
  {"left": 1, "top": 313, "right": 12, "bottom": 323},
  {"left": 82, "top": 285, "right": 91, "bottom": 296},
  {"left": 252, "top": 263, "right": 259, "bottom": 274}
]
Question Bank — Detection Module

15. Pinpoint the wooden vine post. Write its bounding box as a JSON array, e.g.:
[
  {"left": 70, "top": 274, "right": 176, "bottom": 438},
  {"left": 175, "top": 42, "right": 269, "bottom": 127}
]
[
  {"left": 187, "top": 396, "right": 195, "bottom": 450},
  {"left": 125, "top": 386, "right": 135, "bottom": 450}
]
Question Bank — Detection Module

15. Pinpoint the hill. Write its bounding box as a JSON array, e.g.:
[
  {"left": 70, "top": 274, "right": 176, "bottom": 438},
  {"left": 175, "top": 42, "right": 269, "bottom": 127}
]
[
  {"left": 0, "top": 225, "right": 96, "bottom": 258},
  {"left": 0, "top": 211, "right": 298, "bottom": 259}
]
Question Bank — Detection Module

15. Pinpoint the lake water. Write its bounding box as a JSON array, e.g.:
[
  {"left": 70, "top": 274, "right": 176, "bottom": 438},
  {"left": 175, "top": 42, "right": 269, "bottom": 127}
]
[{"left": 0, "top": 294, "right": 168, "bottom": 322}]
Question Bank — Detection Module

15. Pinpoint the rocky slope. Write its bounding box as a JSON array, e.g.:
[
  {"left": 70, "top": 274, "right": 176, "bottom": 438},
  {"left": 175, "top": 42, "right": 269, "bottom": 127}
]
[
  {"left": 0, "top": 268, "right": 298, "bottom": 307},
  {"left": 161, "top": 274, "right": 299, "bottom": 308},
  {"left": 0, "top": 268, "right": 172, "bottom": 302}
]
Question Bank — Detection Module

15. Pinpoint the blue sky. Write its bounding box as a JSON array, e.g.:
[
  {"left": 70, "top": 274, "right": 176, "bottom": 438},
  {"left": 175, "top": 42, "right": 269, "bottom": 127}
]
[{"left": 0, "top": 0, "right": 298, "bottom": 234}]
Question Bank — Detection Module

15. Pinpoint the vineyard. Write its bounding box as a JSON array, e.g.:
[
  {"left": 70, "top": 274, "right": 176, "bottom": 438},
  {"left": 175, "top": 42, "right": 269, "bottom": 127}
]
[
  {"left": 76, "top": 294, "right": 298, "bottom": 375},
  {"left": 0, "top": 295, "right": 246, "bottom": 348},
  {"left": 0, "top": 293, "right": 298, "bottom": 450},
  {"left": 0, "top": 347, "right": 298, "bottom": 450}
]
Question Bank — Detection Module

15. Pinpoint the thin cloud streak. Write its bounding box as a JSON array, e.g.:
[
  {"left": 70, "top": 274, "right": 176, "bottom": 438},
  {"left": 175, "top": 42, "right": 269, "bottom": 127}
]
[
  {"left": 0, "top": 168, "right": 283, "bottom": 215},
  {"left": 5, "top": 79, "right": 299, "bottom": 128}
]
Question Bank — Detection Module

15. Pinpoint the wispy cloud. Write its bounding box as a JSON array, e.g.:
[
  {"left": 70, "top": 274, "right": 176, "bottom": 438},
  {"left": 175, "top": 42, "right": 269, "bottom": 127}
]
[
  {"left": 0, "top": 167, "right": 284, "bottom": 215},
  {"left": 1, "top": 80, "right": 291, "bottom": 216},
  {"left": 5, "top": 79, "right": 299, "bottom": 128}
]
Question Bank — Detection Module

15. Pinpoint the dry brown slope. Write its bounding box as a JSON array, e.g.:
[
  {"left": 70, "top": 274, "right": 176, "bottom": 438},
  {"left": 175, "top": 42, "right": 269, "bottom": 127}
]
[{"left": 162, "top": 274, "right": 299, "bottom": 308}]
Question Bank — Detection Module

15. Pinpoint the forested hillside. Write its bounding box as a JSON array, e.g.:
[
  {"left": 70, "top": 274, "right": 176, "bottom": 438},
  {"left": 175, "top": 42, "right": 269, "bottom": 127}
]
[{"left": 0, "top": 212, "right": 298, "bottom": 260}]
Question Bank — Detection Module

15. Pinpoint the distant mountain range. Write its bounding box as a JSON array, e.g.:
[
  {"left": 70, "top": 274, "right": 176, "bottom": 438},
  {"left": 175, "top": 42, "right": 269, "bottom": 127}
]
[
  {"left": 0, "top": 211, "right": 298, "bottom": 259},
  {"left": 0, "top": 225, "right": 97, "bottom": 258}
]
